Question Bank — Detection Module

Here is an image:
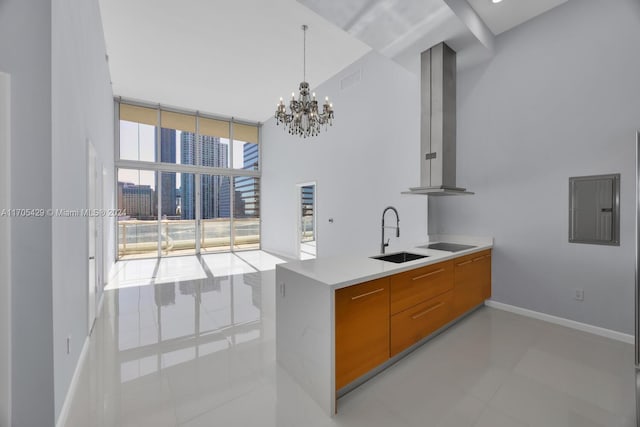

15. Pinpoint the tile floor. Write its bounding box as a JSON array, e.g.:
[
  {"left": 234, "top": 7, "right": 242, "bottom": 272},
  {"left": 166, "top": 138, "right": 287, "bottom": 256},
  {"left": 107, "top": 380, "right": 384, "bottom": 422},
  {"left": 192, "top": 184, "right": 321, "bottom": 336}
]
[{"left": 65, "top": 251, "right": 636, "bottom": 427}]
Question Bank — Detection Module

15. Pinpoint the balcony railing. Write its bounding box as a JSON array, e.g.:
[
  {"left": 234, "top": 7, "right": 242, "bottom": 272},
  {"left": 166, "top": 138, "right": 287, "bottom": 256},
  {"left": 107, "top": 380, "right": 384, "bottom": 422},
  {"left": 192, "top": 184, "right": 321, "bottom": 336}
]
[{"left": 118, "top": 218, "right": 259, "bottom": 257}]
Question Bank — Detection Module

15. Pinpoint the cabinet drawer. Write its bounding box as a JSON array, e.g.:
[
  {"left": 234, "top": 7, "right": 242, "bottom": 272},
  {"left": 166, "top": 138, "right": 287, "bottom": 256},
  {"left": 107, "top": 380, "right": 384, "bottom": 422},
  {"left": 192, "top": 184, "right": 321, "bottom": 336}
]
[
  {"left": 335, "top": 278, "right": 390, "bottom": 390},
  {"left": 390, "top": 260, "right": 453, "bottom": 315},
  {"left": 390, "top": 290, "right": 453, "bottom": 356},
  {"left": 453, "top": 249, "right": 491, "bottom": 268}
]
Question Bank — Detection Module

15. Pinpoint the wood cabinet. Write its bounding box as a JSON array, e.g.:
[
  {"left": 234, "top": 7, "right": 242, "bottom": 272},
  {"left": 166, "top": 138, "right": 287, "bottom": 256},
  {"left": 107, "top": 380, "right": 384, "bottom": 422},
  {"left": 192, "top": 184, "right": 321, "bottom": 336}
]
[
  {"left": 452, "top": 250, "right": 492, "bottom": 317},
  {"left": 335, "top": 277, "right": 389, "bottom": 390},
  {"left": 334, "top": 249, "right": 491, "bottom": 391},
  {"left": 390, "top": 290, "right": 453, "bottom": 356}
]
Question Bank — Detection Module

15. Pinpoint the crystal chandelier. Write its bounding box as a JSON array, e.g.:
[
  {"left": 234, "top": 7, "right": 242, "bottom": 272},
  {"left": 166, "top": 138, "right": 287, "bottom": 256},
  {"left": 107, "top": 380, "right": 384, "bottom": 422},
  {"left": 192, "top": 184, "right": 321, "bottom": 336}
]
[{"left": 275, "top": 25, "right": 334, "bottom": 138}]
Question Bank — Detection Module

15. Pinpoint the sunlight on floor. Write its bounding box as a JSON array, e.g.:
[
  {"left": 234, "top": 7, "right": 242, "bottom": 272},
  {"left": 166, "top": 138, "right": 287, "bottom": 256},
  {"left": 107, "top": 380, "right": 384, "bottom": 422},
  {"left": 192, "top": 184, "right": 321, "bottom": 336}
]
[{"left": 105, "top": 250, "right": 288, "bottom": 291}]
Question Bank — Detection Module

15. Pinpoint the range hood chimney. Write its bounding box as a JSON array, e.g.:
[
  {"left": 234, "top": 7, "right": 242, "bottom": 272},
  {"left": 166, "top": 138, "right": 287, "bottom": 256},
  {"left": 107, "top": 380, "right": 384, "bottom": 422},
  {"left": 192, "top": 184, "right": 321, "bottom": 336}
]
[{"left": 404, "top": 43, "right": 473, "bottom": 196}]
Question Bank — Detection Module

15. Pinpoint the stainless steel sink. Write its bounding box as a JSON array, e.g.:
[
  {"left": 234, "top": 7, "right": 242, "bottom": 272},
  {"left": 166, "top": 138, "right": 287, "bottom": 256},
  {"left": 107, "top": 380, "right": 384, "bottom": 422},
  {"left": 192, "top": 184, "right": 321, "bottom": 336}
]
[{"left": 370, "top": 252, "right": 428, "bottom": 264}]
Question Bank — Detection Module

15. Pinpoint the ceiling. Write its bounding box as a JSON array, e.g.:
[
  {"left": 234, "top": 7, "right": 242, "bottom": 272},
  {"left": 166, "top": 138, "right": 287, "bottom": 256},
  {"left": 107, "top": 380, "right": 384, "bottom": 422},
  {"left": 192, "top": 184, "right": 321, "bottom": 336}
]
[{"left": 98, "top": 0, "right": 568, "bottom": 123}]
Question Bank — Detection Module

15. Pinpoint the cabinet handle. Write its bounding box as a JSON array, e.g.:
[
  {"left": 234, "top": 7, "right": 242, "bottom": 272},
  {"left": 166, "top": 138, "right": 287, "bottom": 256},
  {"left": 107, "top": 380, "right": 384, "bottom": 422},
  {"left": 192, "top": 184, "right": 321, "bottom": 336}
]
[
  {"left": 351, "top": 288, "right": 384, "bottom": 300},
  {"left": 412, "top": 268, "right": 445, "bottom": 281},
  {"left": 411, "top": 302, "right": 444, "bottom": 319},
  {"left": 473, "top": 256, "right": 484, "bottom": 262},
  {"left": 456, "top": 260, "right": 472, "bottom": 267}
]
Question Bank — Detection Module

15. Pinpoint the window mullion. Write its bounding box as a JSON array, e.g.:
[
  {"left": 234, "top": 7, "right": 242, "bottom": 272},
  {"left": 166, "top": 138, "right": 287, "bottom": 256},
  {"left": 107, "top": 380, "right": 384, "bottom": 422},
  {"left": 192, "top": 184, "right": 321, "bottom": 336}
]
[
  {"left": 195, "top": 113, "right": 201, "bottom": 254},
  {"left": 156, "top": 108, "right": 162, "bottom": 258},
  {"left": 229, "top": 120, "right": 235, "bottom": 251}
]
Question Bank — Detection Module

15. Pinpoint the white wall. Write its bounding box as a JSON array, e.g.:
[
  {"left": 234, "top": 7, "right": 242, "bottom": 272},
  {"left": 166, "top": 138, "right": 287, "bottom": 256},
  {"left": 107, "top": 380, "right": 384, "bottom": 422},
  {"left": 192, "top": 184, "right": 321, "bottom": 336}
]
[
  {"left": 0, "top": 0, "right": 55, "bottom": 425},
  {"left": 0, "top": 71, "right": 11, "bottom": 427},
  {"left": 262, "top": 51, "right": 428, "bottom": 259},
  {"left": 52, "top": 0, "right": 114, "bottom": 419},
  {"left": 0, "top": 0, "right": 114, "bottom": 424},
  {"left": 429, "top": 0, "right": 640, "bottom": 334}
]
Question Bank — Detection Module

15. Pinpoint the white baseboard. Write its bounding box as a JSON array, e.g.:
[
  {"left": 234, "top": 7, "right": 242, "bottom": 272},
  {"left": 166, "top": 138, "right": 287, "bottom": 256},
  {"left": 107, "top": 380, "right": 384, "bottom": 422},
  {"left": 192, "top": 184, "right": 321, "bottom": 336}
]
[
  {"left": 55, "top": 336, "right": 89, "bottom": 427},
  {"left": 485, "top": 300, "right": 633, "bottom": 344},
  {"left": 97, "top": 290, "right": 105, "bottom": 315},
  {"left": 91, "top": 291, "right": 105, "bottom": 336}
]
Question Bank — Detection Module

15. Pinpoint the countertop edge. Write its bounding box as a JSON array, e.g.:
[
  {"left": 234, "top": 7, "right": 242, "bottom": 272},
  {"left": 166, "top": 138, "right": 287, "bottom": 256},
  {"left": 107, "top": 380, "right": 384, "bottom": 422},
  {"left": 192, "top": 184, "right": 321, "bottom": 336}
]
[{"left": 276, "top": 243, "right": 493, "bottom": 290}]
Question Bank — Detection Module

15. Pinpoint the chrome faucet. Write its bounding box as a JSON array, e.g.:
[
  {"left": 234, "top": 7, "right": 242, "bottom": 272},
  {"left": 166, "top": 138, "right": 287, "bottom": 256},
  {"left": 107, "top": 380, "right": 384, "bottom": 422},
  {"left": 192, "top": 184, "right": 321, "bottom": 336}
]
[{"left": 381, "top": 206, "right": 400, "bottom": 254}]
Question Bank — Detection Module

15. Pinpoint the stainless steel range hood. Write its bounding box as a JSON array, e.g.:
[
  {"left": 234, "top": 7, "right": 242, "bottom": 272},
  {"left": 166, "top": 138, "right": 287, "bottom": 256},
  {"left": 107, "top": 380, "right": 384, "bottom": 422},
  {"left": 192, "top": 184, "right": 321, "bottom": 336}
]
[{"left": 403, "top": 43, "right": 474, "bottom": 196}]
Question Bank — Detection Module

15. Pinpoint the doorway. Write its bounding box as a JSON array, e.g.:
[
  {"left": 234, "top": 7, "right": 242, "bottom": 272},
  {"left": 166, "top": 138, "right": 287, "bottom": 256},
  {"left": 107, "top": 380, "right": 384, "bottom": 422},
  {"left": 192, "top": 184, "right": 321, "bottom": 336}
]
[
  {"left": 87, "top": 140, "right": 102, "bottom": 333},
  {"left": 297, "top": 183, "right": 316, "bottom": 260}
]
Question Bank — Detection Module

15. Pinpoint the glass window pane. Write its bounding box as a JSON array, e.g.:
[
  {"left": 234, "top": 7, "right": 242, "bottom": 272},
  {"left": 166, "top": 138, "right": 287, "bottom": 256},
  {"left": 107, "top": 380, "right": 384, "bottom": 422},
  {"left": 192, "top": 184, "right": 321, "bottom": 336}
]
[
  {"left": 301, "top": 185, "right": 315, "bottom": 242},
  {"left": 117, "top": 169, "right": 158, "bottom": 259},
  {"left": 201, "top": 175, "right": 231, "bottom": 253},
  {"left": 179, "top": 173, "right": 196, "bottom": 220},
  {"left": 300, "top": 184, "right": 316, "bottom": 260},
  {"left": 233, "top": 176, "right": 260, "bottom": 250},
  {"left": 119, "top": 120, "right": 156, "bottom": 162},
  {"left": 160, "top": 171, "right": 178, "bottom": 219},
  {"left": 161, "top": 172, "right": 196, "bottom": 256},
  {"left": 160, "top": 129, "right": 199, "bottom": 166},
  {"left": 232, "top": 140, "right": 259, "bottom": 170},
  {"left": 200, "top": 135, "right": 229, "bottom": 168},
  {"left": 159, "top": 128, "right": 179, "bottom": 164},
  {"left": 176, "top": 131, "right": 197, "bottom": 166}
]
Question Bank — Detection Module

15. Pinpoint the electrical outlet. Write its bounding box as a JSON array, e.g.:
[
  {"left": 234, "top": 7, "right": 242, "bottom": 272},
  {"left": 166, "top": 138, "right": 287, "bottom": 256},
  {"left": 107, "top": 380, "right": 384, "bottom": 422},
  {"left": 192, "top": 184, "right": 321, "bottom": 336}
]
[
  {"left": 574, "top": 289, "right": 584, "bottom": 301},
  {"left": 66, "top": 336, "right": 71, "bottom": 354}
]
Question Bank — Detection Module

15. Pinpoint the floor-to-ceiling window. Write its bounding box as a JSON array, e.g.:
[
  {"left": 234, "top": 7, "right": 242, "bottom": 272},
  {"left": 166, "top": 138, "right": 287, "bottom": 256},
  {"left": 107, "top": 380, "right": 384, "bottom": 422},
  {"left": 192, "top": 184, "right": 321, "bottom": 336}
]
[{"left": 115, "top": 100, "right": 260, "bottom": 259}]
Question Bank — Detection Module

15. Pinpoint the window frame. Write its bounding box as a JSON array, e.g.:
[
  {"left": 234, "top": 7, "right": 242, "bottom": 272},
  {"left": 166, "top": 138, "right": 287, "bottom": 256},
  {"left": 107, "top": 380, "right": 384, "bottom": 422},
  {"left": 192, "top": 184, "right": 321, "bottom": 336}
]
[{"left": 114, "top": 98, "right": 262, "bottom": 259}]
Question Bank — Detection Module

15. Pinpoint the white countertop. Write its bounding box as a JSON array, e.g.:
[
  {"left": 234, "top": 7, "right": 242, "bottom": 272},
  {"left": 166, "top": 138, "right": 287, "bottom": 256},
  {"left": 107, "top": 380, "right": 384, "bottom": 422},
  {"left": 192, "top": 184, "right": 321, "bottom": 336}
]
[{"left": 277, "top": 235, "right": 493, "bottom": 290}]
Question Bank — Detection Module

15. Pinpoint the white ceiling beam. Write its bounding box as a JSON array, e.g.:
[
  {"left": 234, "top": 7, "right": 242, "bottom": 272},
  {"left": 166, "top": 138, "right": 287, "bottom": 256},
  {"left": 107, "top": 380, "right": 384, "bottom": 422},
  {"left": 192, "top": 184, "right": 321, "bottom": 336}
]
[{"left": 442, "top": 0, "right": 495, "bottom": 52}]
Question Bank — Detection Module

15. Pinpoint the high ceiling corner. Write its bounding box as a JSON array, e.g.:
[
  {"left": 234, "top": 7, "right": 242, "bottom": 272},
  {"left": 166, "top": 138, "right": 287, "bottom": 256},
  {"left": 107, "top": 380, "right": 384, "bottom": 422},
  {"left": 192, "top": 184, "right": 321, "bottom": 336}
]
[{"left": 98, "top": 0, "right": 570, "bottom": 122}]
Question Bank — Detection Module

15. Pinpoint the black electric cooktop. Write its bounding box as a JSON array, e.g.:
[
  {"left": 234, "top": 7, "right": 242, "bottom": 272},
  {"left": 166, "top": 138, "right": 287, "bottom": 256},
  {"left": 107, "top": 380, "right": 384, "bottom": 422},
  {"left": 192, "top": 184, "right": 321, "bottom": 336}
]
[{"left": 422, "top": 242, "right": 477, "bottom": 252}]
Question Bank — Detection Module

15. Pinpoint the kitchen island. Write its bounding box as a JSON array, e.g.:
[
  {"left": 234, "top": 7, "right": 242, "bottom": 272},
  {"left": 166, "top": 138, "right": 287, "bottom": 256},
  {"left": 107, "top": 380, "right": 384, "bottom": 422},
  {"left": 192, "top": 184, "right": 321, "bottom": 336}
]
[{"left": 275, "top": 236, "right": 493, "bottom": 415}]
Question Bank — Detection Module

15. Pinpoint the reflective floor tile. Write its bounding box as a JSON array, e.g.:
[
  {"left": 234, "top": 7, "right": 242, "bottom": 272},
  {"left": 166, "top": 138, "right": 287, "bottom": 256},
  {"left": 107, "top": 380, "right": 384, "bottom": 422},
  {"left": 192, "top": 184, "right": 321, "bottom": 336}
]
[{"left": 64, "top": 253, "right": 636, "bottom": 427}]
